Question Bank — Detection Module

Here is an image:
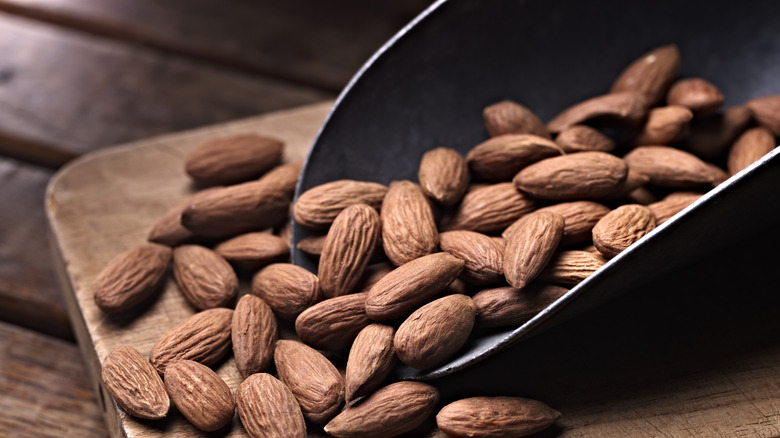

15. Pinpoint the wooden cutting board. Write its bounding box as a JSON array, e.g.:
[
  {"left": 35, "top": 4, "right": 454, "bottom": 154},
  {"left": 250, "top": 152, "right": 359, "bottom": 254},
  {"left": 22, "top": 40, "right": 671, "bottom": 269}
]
[{"left": 46, "top": 101, "right": 780, "bottom": 438}]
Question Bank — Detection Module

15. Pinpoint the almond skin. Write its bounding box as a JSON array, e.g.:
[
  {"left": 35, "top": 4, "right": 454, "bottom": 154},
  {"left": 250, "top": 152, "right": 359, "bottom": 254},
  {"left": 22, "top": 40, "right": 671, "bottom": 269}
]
[
  {"left": 624, "top": 146, "right": 718, "bottom": 188},
  {"left": 592, "top": 204, "right": 656, "bottom": 258},
  {"left": 503, "top": 211, "right": 565, "bottom": 289},
  {"left": 353, "top": 262, "right": 395, "bottom": 292},
  {"left": 483, "top": 100, "right": 550, "bottom": 138},
  {"left": 539, "top": 250, "right": 607, "bottom": 287},
  {"left": 547, "top": 92, "right": 648, "bottom": 133},
  {"left": 746, "top": 94, "right": 780, "bottom": 135},
  {"left": 466, "top": 134, "right": 562, "bottom": 182},
  {"left": 394, "top": 294, "right": 476, "bottom": 370},
  {"left": 555, "top": 125, "right": 617, "bottom": 153},
  {"left": 147, "top": 187, "right": 220, "bottom": 246},
  {"left": 184, "top": 134, "right": 283, "bottom": 185},
  {"left": 648, "top": 191, "right": 702, "bottom": 225},
  {"left": 275, "top": 340, "right": 345, "bottom": 424},
  {"left": 611, "top": 44, "right": 680, "bottom": 106},
  {"left": 436, "top": 396, "right": 561, "bottom": 438},
  {"left": 149, "top": 308, "right": 233, "bottom": 374},
  {"left": 514, "top": 151, "right": 628, "bottom": 200},
  {"left": 173, "top": 245, "right": 238, "bottom": 310},
  {"left": 251, "top": 263, "right": 321, "bottom": 320},
  {"left": 294, "top": 180, "right": 388, "bottom": 229},
  {"left": 633, "top": 105, "right": 693, "bottom": 146},
  {"left": 442, "top": 182, "right": 537, "bottom": 232},
  {"left": 685, "top": 105, "right": 753, "bottom": 160},
  {"left": 101, "top": 345, "right": 170, "bottom": 420},
  {"left": 439, "top": 230, "right": 504, "bottom": 285},
  {"left": 528, "top": 201, "right": 611, "bottom": 246},
  {"left": 164, "top": 360, "right": 235, "bottom": 432},
  {"left": 236, "top": 373, "right": 306, "bottom": 438},
  {"left": 473, "top": 284, "right": 568, "bottom": 328},
  {"left": 345, "top": 324, "right": 397, "bottom": 402},
  {"left": 232, "top": 295, "right": 277, "bottom": 378},
  {"left": 727, "top": 127, "right": 776, "bottom": 175},
  {"left": 324, "top": 381, "right": 439, "bottom": 438},
  {"left": 214, "top": 232, "right": 289, "bottom": 269},
  {"left": 366, "top": 253, "right": 465, "bottom": 321},
  {"left": 381, "top": 181, "right": 438, "bottom": 266},
  {"left": 319, "top": 204, "right": 381, "bottom": 298},
  {"left": 295, "top": 292, "right": 372, "bottom": 352},
  {"left": 296, "top": 234, "right": 326, "bottom": 256},
  {"left": 94, "top": 243, "right": 171, "bottom": 313},
  {"left": 667, "top": 78, "right": 724, "bottom": 117},
  {"left": 418, "top": 147, "right": 470, "bottom": 205}
]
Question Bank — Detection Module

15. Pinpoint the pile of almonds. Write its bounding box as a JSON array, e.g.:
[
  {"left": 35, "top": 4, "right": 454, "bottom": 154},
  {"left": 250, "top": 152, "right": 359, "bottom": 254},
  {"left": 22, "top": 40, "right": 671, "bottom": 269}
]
[{"left": 96, "top": 44, "right": 779, "bottom": 437}]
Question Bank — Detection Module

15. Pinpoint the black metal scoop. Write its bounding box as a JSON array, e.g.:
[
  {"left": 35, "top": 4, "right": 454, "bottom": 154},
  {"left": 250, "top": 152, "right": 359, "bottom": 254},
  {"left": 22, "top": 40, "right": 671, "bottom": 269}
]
[{"left": 291, "top": 0, "right": 780, "bottom": 380}]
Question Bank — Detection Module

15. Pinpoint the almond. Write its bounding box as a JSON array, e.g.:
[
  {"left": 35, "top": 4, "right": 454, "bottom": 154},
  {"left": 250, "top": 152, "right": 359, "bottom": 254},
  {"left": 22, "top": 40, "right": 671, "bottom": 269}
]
[
  {"left": 101, "top": 345, "right": 169, "bottom": 420},
  {"left": 727, "top": 127, "right": 777, "bottom": 175},
  {"left": 746, "top": 94, "right": 780, "bottom": 135},
  {"left": 555, "top": 125, "right": 617, "bottom": 153},
  {"left": 439, "top": 230, "right": 504, "bottom": 285},
  {"left": 685, "top": 105, "right": 753, "bottom": 160},
  {"left": 366, "top": 253, "right": 465, "bottom": 321},
  {"left": 147, "top": 187, "right": 220, "bottom": 246},
  {"left": 514, "top": 151, "right": 628, "bottom": 200},
  {"left": 648, "top": 191, "right": 702, "bottom": 225},
  {"left": 633, "top": 105, "right": 693, "bottom": 146},
  {"left": 623, "top": 146, "right": 718, "bottom": 188},
  {"left": 547, "top": 92, "right": 648, "bottom": 133},
  {"left": 539, "top": 250, "right": 607, "bottom": 287},
  {"left": 295, "top": 292, "right": 372, "bottom": 352},
  {"left": 483, "top": 100, "right": 550, "bottom": 138},
  {"left": 466, "top": 134, "right": 562, "bottom": 182},
  {"left": 185, "top": 134, "right": 284, "bottom": 185},
  {"left": 528, "top": 201, "right": 611, "bottom": 246},
  {"left": 667, "top": 78, "right": 724, "bottom": 117},
  {"left": 275, "top": 340, "right": 345, "bottom": 424},
  {"left": 394, "top": 294, "right": 476, "bottom": 370},
  {"left": 503, "top": 211, "right": 565, "bottom": 289},
  {"left": 381, "top": 181, "right": 438, "bottom": 266},
  {"left": 353, "top": 262, "right": 395, "bottom": 292},
  {"left": 294, "top": 180, "right": 388, "bottom": 229},
  {"left": 213, "top": 232, "right": 289, "bottom": 269},
  {"left": 94, "top": 243, "right": 171, "bottom": 313},
  {"left": 610, "top": 44, "right": 680, "bottom": 106},
  {"left": 164, "top": 360, "right": 235, "bottom": 432},
  {"left": 296, "top": 234, "right": 326, "bottom": 256},
  {"left": 320, "top": 204, "right": 381, "bottom": 298},
  {"left": 436, "top": 396, "right": 561, "bottom": 438},
  {"left": 473, "top": 284, "right": 568, "bottom": 328},
  {"left": 173, "top": 245, "right": 238, "bottom": 310},
  {"left": 232, "top": 294, "right": 277, "bottom": 378},
  {"left": 149, "top": 308, "right": 233, "bottom": 374},
  {"left": 236, "top": 373, "right": 306, "bottom": 438},
  {"left": 592, "top": 204, "right": 656, "bottom": 258},
  {"left": 251, "top": 263, "right": 321, "bottom": 320},
  {"left": 418, "top": 147, "right": 470, "bottom": 205},
  {"left": 442, "top": 182, "right": 537, "bottom": 232},
  {"left": 345, "top": 323, "right": 397, "bottom": 402},
  {"left": 324, "top": 381, "right": 439, "bottom": 438}
]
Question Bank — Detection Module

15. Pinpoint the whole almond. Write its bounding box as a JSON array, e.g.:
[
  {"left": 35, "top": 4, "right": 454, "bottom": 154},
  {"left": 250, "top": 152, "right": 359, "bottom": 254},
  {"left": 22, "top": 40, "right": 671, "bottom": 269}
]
[
  {"left": 275, "top": 340, "right": 345, "bottom": 424},
  {"left": 503, "top": 211, "right": 565, "bottom": 289},
  {"left": 232, "top": 294, "right": 277, "bottom": 378},
  {"left": 149, "top": 308, "right": 233, "bottom": 374},
  {"left": 539, "top": 250, "right": 607, "bottom": 287},
  {"left": 320, "top": 204, "right": 381, "bottom": 298},
  {"left": 592, "top": 204, "right": 656, "bottom": 258},
  {"left": 164, "top": 360, "right": 235, "bottom": 432},
  {"left": 436, "top": 396, "right": 561, "bottom": 438},
  {"left": 648, "top": 191, "right": 702, "bottom": 225},
  {"left": 294, "top": 180, "right": 388, "bottom": 229},
  {"left": 555, "top": 125, "right": 617, "bottom": 153},
  {"left": 185, "top": 134, "right": 283, "bottom": 185},
  {"left": 727, "top": 127, "right": 776, "bottom": 175},
  {"left": 514, "top": 151, "right": 628, "bottom": 200},
  {"left": 295, "top": 292, "right": 372, "bottom": 352},
  {"left": 624, "top": 146, "right": 718, "bottom": 188},
  {"left": 606, "top": 168, "right": 651, "bottom": 201},
  {"left": 353, "top": 262, "right": 395, "bottom": 292},
  {"left": 442, "top": 183, "right": 537, "bottom": 232},
  {"left": 366, "top": 253, "right": 465, "bottom": 321},
  {"left": 236, "top": 373, "right": 306, "bottom": 438},
  {"left": 610, "top": 44, "right": 680, "bottom": 106},
  {"left": 547, "top": 92, "right": 648, "bottom": 133},
  {"left": 94, "top": 243, "right": 171, "bottom": 313},
  {"left": 173, "top": 245, "right": 238, "bottom": 310},
  {"left": 466, "top": 134, "right": 562, "bottom": 182},
  {"left": 101, "top": 345, "right": 169, "bottom": 420},
  {"left": 528, "top": 201, "right": 611, "bottom": 246},
  {"left": 381, "top": 181, "right": 438, "bottom": 266},
  {"left": 394, "top": 294, "right": 476, "bottom": 370},
  {"left": 214, "top": 232, "right": 289, "bottom": 269},
  {"left": 483, "top": 100, "right": 550, "bottom": 138},
  {"left": 667, "top": 78, "right": 724, "bottom": 117},
  {"left": 439, "top": 230, "right": 504, "bottom": 285},
  {"left": 746, "top": 94, "right": 780, "bottom": 135},
  {"left": 473, "top": 284, "right": 568, "bottom": 328},
  {"left": 418, "top": 147, "right": 470, "bottom": 205},
  {"left": 252, "top": 263, "right": 321, "bottom": 320},
  {"left": 633, "top": 105, "right": 693, "bottom": 146},
  {"left": 685, "top": 105, "right": 753, "bottom": 160},
  {"left": 345, "top": 323, "right": 397, "bottom": 402},
  {"left": 324, "top": 381, "right": 439, "bottom": 438},
  {"left": 296, "top": 234, "right": 326, "bottom": 256},
  {"left": 147, "top": 188, "right": 220, "bottom": 246}
]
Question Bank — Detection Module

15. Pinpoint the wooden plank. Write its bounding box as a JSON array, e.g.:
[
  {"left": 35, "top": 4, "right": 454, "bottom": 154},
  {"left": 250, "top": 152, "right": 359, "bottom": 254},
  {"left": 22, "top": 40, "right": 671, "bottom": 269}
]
[
  {"left": 0, "top": 11, "right": 330, "bottom": 168},
  {"left": 0, "top": 157, "right": 72, "bottom": 339},
  {"left": 0, "top": 0, "right": 431, "bottom": 92},
  {"left": 0, "top": 321, "right": 107, "bottom": 438}
]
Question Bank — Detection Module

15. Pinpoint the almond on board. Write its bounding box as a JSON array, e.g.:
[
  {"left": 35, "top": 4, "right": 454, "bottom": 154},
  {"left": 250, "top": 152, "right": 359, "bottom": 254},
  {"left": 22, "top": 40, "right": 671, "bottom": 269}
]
[
  {"left": 101, "top": 345, "right": 169, "bottom": 420},
  {"left": 149, "top": 308, "right": 233, "bottom": 374},
  {"left": 184, "top": 134, "right": 283, "bottom": 185},
  {"left": 164, "top": 360, "right": 235, "bottom": 432},
  {"left": 436, "top": 396, "right": 561, "bottom": 438},
  {"left": 252, "top": 263, "right": 321, "bottom": 320},
  {"left": 214, "top": 232, "right": 289, "bottom": 269},
  {"left": 94, "top": 243, "right": 171, "bottom": 313},
  {"left": 173, "top": 245, "right": 238, "bottom": 310},
  {"left": 232, "top": 294, "right": 277, "bottom": 378},
  {"left": 236, "top": 373, "right": 306, "bottom": 438}
]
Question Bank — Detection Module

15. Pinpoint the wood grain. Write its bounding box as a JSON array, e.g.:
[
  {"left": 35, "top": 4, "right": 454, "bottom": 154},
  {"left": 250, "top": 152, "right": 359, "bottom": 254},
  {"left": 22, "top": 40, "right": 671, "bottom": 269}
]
[{"left": 0, "top": 321, "right": 107, "bottom": 438}]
